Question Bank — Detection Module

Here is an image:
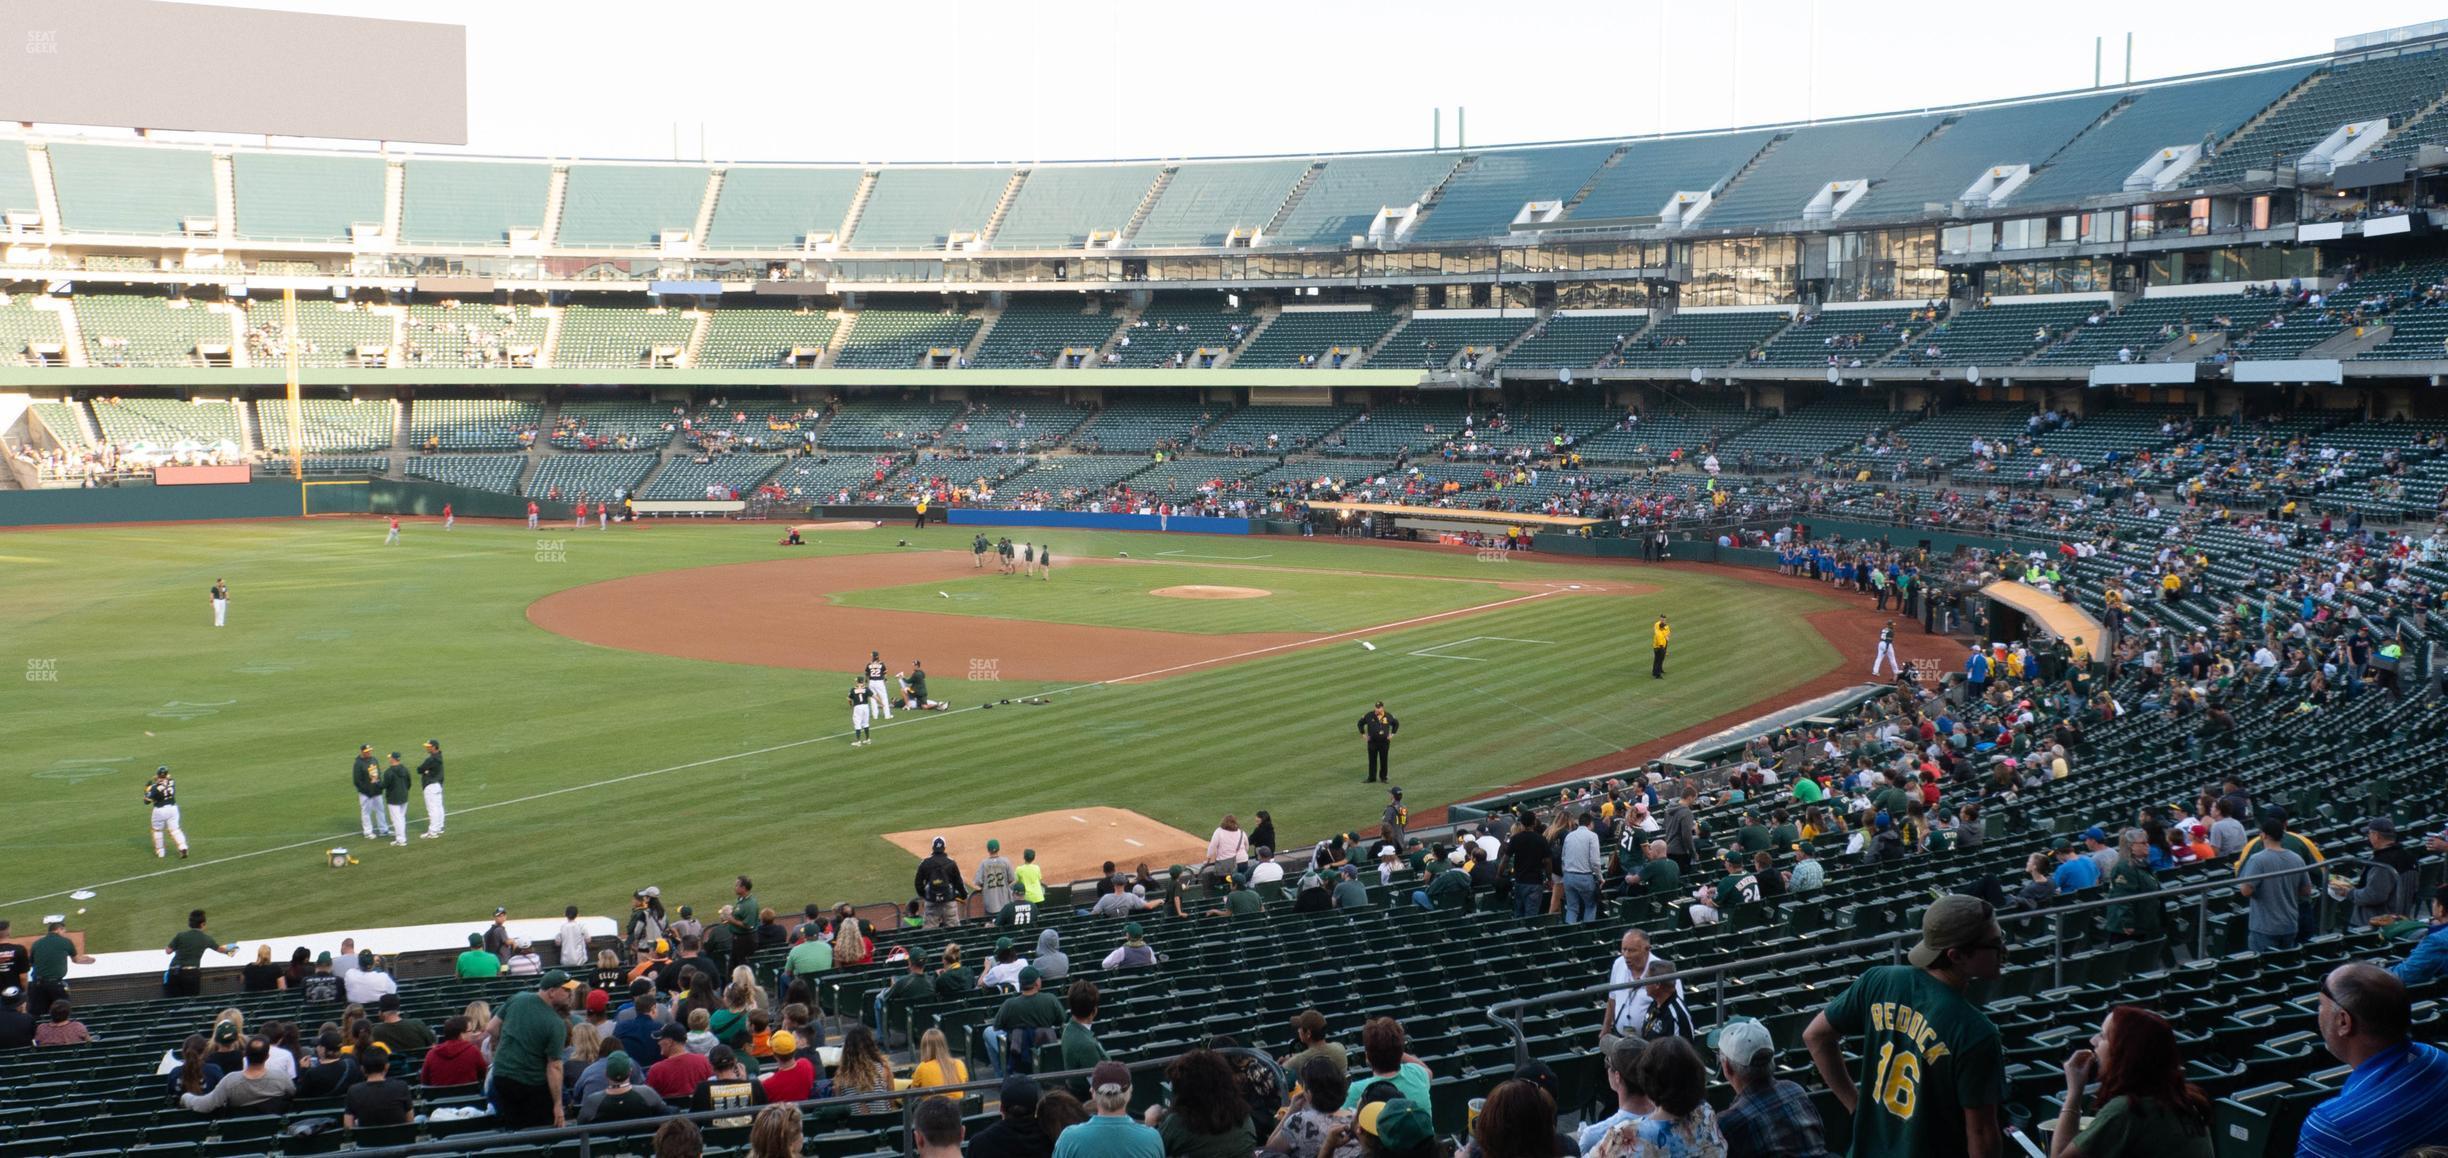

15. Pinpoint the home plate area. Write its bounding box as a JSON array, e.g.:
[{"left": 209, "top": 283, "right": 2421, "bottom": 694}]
[
  {"left": 882, "top": 807, "right": 1210, "bottom": 883},
  {"left": 1404, "top": 635, "right": 1555, "bottom": 662}
]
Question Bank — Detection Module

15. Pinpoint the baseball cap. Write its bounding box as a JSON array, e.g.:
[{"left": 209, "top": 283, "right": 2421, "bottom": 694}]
[
  {"left": 1715, "top": 1018, "right": 1774, "bottom": 1067},
  {"left": 388, "top": 751, "right": 402, "bottom": 760},
  {"left": 1908, "top": 895, "right": 2004, "bottom": 969},
  {"left": 932, "top": 836, "right": 947, "bottom": 852},
  {"left": 467, "top": 933, "right": 484, "bottom": 947},
  {"left": 1000, "top": 1075, "right": 1042, "bottom": 1112},
  {"left": 315, "top": 952, "right": 332, "bottom": 966},
  {"left": 155, "top": 765, "right": 170, "bottom": 775},
  {"left": 1600, "top": 1035, "right": 1645, "bottom": 1069},
  {"left": 1122, "top": 922, "right": 1144, "bottom": 939},
  {"left": 605, "top": 1051, "right": 634, "bottom": 1080},
  {"left": 584, "top": 989, "right": 609, "bottom": 1013},
  {"left": 360, "top": 744, "right": 373, "bottom": 753},
  {"left": 1358, "top": 1099, "right": 1433, "bottom": 1149},
  {"left": 1378, "top": 845, "right": 1397, "bottom": 859},
  {"left": 2, "top": 986, "right": 22, "bottom": 1002},
  {"left": 1017, "top": 966, "right": 1043, "bottom": 986},
  {"left": 494, "top": 906, "right": 508, "bottom": 917},
  {"left": 1290, "top": 1009, "right": 1326, "bottom": 1038},
  {"left": 769, "top": 1030, "right": 798, "bottom": 1055},
  {"left": 1510, "top": 1060, "right": 1560, "bottom": 1099},
  {"left": 658, "top": 1022, "right": 689, "bottom": 1042},
  {"left": 1390, "top": 786, "right": 1402, "bottom": 798},
  {"left": 540, "top": 969, "right": 580, "bottom": 990},
  {"left": 2082, "top": 826, "right": 2108, "bottom": 843},
  {"left": 996, "top": 936, "right": 1014, "bottom": 952},
  {"left": 213, "top": 1019, "right": 239, "bottom": 1043},
  {"left": 987, "top": 839, "right": 1000, "bottom": 853},
  {"left": 653, "top": 938, "right": 670, "bottom": 955},
  {"left": 2363, "top": 817, "right": 2399, "bottom": 837},
  {"left": 636, "top": 886, "right": 660, "bottom": 899},
  {"left": 1090, "top": 1061, "right": 1131, "bottom": 1094},
  {"left": 678, "top": 906, "right": 694, "bottom": 919}
]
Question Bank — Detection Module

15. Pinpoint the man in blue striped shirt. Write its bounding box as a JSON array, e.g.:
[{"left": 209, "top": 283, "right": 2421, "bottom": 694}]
[{"left": 2298, "top": 963, "right": 2448, "bottom": 1157}]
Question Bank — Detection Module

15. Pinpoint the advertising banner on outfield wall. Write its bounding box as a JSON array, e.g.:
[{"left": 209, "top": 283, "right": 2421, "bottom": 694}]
[{"left": 152, "top": 464, "right": 251, "bottom": 486}]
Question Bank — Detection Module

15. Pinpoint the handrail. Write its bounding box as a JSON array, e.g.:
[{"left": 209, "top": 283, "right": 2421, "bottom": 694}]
[
  {"left": 337, "top": 1045, "right": 1271, "bottom": 1158},
  {"left": 1484, "top": 853, "right": 2374, "bottom": 1068}
]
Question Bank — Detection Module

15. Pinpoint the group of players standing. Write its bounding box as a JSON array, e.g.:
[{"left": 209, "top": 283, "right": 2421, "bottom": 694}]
[
  {"left": 971, "top": 533, "right": 1052, "bottom": 578},
  {"left": 139, "top": 739, "right": 448, "bottom": 862},
  {"left": 350, "top": 741, "right": 447, "bottom": 847},
  {"left": 848, "top": 650, "right": 947, "bottom": 747}
]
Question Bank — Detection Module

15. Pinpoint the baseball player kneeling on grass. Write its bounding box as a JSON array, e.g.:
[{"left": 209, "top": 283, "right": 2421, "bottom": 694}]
[
  {"left": 864, "top": 651, "right": 894, "bottom": 719},
  {"left": 849, "top": 678, "right": 875, "bottom": 747},
  {"left": 146, "top": 765, "right": 189, "bottom": 859},
  {"left": 897, "top": 663, "right": 948, "bottom": 712}
]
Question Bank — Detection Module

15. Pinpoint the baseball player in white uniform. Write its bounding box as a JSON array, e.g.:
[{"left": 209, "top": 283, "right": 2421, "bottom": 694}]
[
  {"left": 1873, "top": 619, "right": 1901, "bottom": 675},
  {"left": 146, "top": 765, "right": 190, "bottom": 859},
  {"left": 864, "top": 652, "right": 894, "bottom": 720},
  {"left": 849, "top": 678, "right": 875, "bottom": 747},
  {"left": 210, "top": 578, "right": 229, "bottom": 628}
]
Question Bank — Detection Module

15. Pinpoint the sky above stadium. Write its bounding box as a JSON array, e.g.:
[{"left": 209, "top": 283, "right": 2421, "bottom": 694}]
[{"left": 162, "top": 2, "right": 2419, "bottom": 161}]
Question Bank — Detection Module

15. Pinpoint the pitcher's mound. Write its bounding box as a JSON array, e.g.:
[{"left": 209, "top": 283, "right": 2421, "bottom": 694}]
[
  {"left": 884, "top": 808, "right": 1212, "bottom": 883},
  {"left": 1152, "top": 584, "right": 1271, "bottom": 600}
]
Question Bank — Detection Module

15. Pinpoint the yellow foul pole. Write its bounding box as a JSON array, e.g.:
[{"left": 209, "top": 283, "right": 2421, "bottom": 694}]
[{"left": 283, "top": 289, "right": 303, "bottom": 481}]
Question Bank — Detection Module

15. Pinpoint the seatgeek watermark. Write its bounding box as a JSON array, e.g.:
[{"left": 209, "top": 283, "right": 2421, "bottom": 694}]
[
  {"left": 534, "top": 538, "right": 567, "bottom": 563},
  {"left": 968, "top": 658, "right": 1000, "bottom": 681},
  {"left": 26, "top": 658, "right": 58, "bottom": 682}
]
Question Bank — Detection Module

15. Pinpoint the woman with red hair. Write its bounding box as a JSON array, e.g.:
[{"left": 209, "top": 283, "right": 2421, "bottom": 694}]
[{"left": 2049, "top": 1005, "right": 2212, "bottom": 1156}]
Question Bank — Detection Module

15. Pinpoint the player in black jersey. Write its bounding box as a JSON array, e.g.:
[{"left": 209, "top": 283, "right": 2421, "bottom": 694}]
[
  {"left": 848, "top": 679, "right": 876, "bottom": 747},
  {"left": 864, "top": 651, "right": 894, "bottom": 719},
  {"left": 145, "top": 765, "right": 190, "bottom": 859}
]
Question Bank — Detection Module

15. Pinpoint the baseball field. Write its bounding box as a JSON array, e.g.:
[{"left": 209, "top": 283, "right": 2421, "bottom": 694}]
[{"left": 3, "top": 517, "right": 1888, "bottom": 952}]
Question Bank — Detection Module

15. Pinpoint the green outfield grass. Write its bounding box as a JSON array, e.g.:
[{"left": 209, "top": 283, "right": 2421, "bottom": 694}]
[
  {"left": 835, "top": 561, "right": 1508, "bottom": 634},
  {"left": 3, "top": 520, "right": 1842, "bottom": 952}
]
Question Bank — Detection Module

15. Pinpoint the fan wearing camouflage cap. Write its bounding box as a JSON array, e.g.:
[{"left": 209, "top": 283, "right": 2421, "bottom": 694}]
[{"left": 1804, "top": 894, "right": 2007, "bottom": 1158}]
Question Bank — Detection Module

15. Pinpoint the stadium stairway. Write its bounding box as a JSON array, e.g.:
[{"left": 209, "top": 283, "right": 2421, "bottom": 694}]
[
  {"left": 1349, "top": 305, "right": 1412, "bottom": 369},
  {"left": 838, "top": 171, "right": 880, "bottom": 249},
  {"left": 1215, "top": 308, "right": 1277, "bottom": 368},
  {"left": 1117, "top": 167, "right": 1174, "bottom": 244},
  {"left": 539, "top": 308, "right": 566, "bottom": 369}
]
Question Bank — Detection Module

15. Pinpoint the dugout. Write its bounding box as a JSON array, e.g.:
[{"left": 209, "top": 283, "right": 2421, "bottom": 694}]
[{"left": 1980, "top": 579, "right": 2105, "bottom": 651}]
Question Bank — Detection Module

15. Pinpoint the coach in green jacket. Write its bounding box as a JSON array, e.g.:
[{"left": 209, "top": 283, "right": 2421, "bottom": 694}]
[{"left": 381, "top": 754, "right": 413, "bottom": 848}]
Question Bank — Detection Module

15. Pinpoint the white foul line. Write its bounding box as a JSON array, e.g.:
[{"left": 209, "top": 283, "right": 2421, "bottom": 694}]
[
  {"left": 1153, "top": 549, "right": 1275, "bottom": 561},
  {"left": 4, "top": 590, "right": 1559, "bottom": 908},
  {"left": 1406, "top": 634, "right": 1557, "bottom": 661},
  {"left": 1103, "top": 589, "right": 1558, "bottom": 683}
]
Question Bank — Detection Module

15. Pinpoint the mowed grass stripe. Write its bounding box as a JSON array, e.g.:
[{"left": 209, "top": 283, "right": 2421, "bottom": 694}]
[{"left": 3, "top": 521, "right": 1840, "bottom": 949}]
